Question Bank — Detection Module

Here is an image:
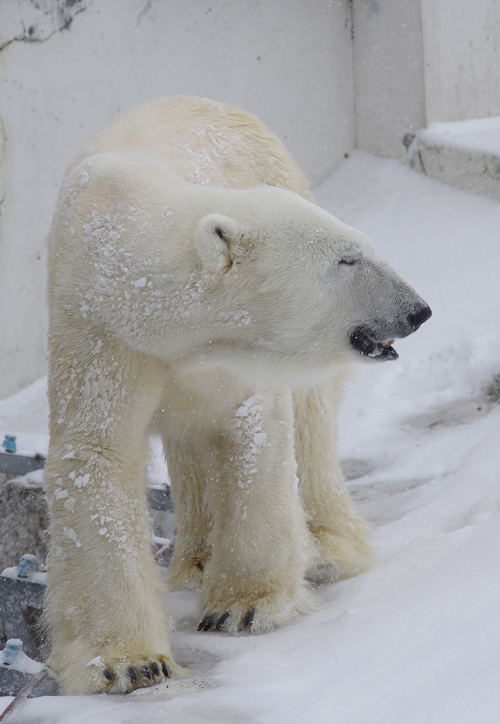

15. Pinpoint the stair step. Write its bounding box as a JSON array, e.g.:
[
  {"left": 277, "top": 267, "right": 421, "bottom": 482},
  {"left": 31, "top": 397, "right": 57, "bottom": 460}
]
[{"left": 408, "top": 117, "right": 500, "bottom": 201}]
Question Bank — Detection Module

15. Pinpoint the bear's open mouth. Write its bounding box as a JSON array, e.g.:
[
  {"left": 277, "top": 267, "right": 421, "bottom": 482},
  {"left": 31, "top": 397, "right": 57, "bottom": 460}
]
[{"left": 349, "top": 328, "right": 399, "bottom": 361}]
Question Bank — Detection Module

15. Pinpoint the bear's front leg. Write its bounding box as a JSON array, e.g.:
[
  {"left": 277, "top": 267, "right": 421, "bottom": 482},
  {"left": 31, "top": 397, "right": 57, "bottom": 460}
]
[
  {"left": 44, "top": 342, "right": 181, "bottom": 694},
  {"left": 198, "top": 389, "right": 317, "bottom": 633}
]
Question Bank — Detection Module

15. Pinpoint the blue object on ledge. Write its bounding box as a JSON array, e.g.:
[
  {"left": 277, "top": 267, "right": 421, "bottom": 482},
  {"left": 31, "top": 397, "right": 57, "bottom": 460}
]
[
  {"left": 2, "top": 434, "right": 17, "bottom": 454},
  {"left": 17, "top": 554, "right": 36, "bottom": 580}
]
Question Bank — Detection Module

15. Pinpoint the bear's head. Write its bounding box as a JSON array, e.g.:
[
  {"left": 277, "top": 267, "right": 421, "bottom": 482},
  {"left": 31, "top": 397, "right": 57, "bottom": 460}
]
[
  {"left": 193, "top": 185, "right": 431, "bottom": 385},
  {"left": 62, "top": 155, "right": 430, "bottom": 387}
]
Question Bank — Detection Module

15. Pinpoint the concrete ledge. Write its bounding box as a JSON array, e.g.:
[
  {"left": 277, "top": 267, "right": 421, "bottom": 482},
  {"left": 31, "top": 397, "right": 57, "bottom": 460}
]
[
  {"left": 0, "top": 667, "right": 58, "bottom": 697},
  {"left": 0, "top": 574, "right": 46, "bottom": 661},
  {"left": 0, "top": 473, "right": 48, "bottom": 570},
  {"left": 0, "top": 452, "right": 45, "bottom": 476},
  {"left": 407, "top": 117, "right": 500, "bottom": 201},
  {"left": 0, "top": 471, "right": 175, "bottom": 570}
]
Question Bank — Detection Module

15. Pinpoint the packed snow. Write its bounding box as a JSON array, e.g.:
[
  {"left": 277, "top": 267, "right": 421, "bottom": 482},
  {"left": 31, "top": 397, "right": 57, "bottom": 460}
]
[{"left": 2, "top": 151, "right": 500, "bottom": 722}]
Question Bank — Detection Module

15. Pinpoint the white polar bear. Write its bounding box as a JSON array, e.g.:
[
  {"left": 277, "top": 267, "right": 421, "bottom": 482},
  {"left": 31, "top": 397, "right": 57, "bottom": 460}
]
[{"left": 44, "top": 96, "right": 431, "bottom": 695}]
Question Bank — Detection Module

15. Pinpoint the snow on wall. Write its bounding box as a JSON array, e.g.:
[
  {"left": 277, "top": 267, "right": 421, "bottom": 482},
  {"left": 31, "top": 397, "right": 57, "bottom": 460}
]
[{"left": 0, "top": 0, "right": 355, "bottom": 399}]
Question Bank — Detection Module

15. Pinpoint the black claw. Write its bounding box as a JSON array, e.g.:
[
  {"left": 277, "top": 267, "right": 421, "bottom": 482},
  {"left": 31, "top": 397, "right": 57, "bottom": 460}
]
[
  {"left": 198, "top": 612, "right": 217, "bottom": 631},
  {"left": 103, "top": 668, "right": 114, "bottom": 682},
  {"left": 151, "top": 661, "right": 160, "bottom": 677},
  {"left": 204, "top": 613, "right": 218, "bottom": 631},
  {"left": 161, "top": 661, "right": 171, "bottom": 678},
  {"left": 141, "top": 664, "right": 152, "bottom": 680},
  {"left": 197, "top": 616, "right": 207, "bottom": 632},
  {"left": 127, "top": 666, "right": 139, "bottom": 682},
  {"left": 242, "top": 607, "right": 256, "bottom": 630},
  {"left": 215, "top": 611, "right": 231, "bottom": 630}
]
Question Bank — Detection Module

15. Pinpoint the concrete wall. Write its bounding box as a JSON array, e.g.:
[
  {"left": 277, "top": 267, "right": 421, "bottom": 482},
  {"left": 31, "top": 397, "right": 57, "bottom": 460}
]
[
  {"left": 0, "top": 0, "right": 355, "bottom": 399},
  {"left": 420, "top": 0, "right": 500, "bottom": 124},
  {"left": 5, "top": 0, "right": 499, "bottom": 399},
  {"left": 352, "top": 0, "right": 500, "bottom": 156},
  {"left": 352, "top": 0, "right": 426, "bottom": 160}
]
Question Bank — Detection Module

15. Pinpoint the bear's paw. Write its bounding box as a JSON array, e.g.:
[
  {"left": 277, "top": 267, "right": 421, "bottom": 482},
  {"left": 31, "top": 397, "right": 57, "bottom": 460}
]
[
  {"left": 79, "top": 653, "right": 181, "bottom": 695},
  {"left": 306, "top": 525, "right": 375, "bottom": 584},
  {"left": 167, "top": 554, "right": 208, "bottom": 590},
  {"left": 197, "top": 584, "right": 318, "bottom": 634}
]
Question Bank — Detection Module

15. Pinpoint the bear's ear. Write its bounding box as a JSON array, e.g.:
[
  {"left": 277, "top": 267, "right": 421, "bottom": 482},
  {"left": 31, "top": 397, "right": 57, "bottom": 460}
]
[{"left": 195, "top": 214, "right": 238, "bottom": 272}]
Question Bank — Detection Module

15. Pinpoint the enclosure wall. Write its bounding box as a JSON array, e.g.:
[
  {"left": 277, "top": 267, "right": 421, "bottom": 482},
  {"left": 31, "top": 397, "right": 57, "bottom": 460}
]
[{"left": 0, "top": 0, "right": 355, "bottom": 398}]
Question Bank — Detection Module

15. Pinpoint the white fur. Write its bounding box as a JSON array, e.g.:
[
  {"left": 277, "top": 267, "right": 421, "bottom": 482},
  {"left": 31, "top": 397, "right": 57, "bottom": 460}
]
[{"left": 45, "top": 96, "right": 425, "bottom": 695}]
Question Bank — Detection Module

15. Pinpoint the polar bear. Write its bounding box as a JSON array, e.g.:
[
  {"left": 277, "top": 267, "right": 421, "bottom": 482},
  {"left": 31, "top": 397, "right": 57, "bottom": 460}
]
[{"left": 44, "top": 96, "right": 431, "bottom": 695}]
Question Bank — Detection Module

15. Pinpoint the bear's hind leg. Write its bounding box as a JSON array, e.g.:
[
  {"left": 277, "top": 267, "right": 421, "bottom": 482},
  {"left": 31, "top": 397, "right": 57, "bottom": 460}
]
[
  {"left": 154, "top": 378, "right": 215, "bottom": 591},
  {"left": 293, "top": 372, "right": 374, "bottom": 583},
  {"left": 162, "top": 439, "right": 213, "bottom": 590}
]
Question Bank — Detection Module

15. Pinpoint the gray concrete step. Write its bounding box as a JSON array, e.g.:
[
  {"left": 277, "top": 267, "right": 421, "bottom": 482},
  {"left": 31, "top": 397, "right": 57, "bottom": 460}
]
[{"left": 406, "top": 117, "right": 500, "bottom": 201}]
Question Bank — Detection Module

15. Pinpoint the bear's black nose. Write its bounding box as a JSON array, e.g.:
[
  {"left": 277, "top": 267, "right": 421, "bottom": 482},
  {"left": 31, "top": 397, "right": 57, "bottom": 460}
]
[{"left": 408, "top": 305, "right": 432, "bottom": 332}]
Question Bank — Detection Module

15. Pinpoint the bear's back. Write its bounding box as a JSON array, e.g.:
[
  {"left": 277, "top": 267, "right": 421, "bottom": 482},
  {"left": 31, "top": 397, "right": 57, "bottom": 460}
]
[{"left": 72, "top": 96, "right": 312, "bottom": 199}]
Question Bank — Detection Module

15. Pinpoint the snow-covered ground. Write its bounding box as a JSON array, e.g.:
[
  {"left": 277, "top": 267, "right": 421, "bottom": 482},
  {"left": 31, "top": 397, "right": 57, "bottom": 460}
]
[{"left": 2, "top": 151, "right": 500, "bottom": 723}]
